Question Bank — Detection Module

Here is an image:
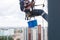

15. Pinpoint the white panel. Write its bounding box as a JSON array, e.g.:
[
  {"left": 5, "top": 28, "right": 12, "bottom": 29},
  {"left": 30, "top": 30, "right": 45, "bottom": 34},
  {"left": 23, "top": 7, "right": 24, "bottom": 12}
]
[
  {"left": 32, "top": 28, "right": 37, "bottom": 40},
  {"left": 41, "top": 27, "right": 43, "bottom": 40},
  {"left": 44, "top": 27, "right": 48, "bottom": 40}
]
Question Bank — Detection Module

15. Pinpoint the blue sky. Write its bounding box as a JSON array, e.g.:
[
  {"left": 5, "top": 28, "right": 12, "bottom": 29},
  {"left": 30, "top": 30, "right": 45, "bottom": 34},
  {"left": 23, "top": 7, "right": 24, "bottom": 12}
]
[{"left": 0, "top": 0, "right": 48, "bottom": 28}]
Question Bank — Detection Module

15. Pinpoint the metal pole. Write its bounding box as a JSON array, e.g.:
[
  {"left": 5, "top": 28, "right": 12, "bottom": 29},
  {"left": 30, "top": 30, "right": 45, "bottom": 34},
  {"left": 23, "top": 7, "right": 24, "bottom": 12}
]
[{"left": 43, "top": 27, "right": 45, "bottom": 40}]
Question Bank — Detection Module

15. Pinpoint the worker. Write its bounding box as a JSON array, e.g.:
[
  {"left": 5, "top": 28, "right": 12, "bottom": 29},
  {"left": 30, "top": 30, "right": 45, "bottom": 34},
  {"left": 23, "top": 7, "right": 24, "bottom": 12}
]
[{"left": 19, "top": 0, "right": 48, "bottom": 21}]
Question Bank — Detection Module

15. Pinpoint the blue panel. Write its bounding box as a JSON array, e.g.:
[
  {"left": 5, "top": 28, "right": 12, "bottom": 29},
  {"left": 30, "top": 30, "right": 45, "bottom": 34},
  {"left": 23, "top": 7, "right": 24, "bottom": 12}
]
[{"left": 28, "top": 20, "right": 37, "bottom": 28}]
